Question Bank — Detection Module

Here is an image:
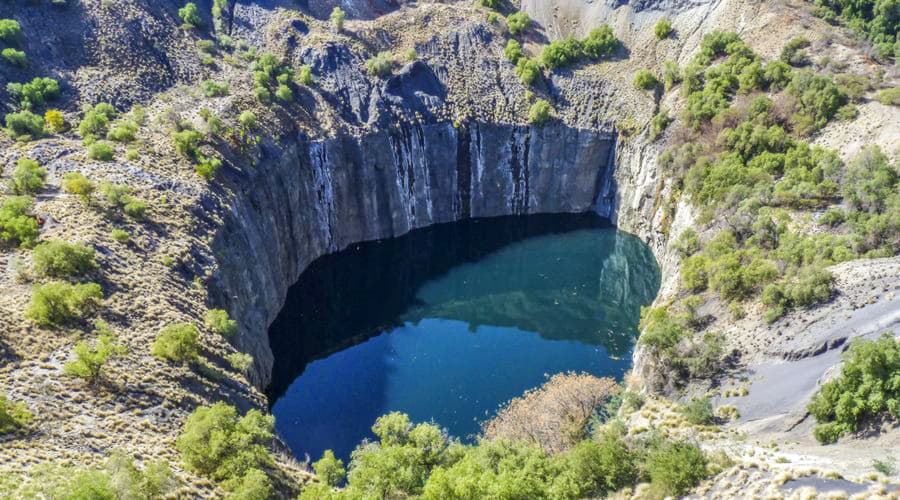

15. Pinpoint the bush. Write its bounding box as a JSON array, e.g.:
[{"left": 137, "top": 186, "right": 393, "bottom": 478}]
[
  {"left": 313, "top": 450, "right": 346, "bottom": 487},
  {"left": 64, "top": 335, "right": 124, "bottom": 386},
  {"left": 195, "top": 156, "right": 223, "bottom": 180},
  {"left": 9, "top": 157, "right": 46, "bottom": 195},
  {"left": 680, "top": 254, "right": 709, "bottom": 292},
  {"left": 275, "top": 84, "right": 293, "bottom": 101},
  {"left": 7, "top": 77, "right": 60, "bottom": 110},
  {"left": 26, "top": 282, "right": 103, "bottom": 327},
  {"left": 644, "top": 440, "right": 708, "bottom": 496},
  {"left": 877, "top": 88, "right": 900, "bottom": 106},
  {"left": 541, "top": 38, "right": 582, "bottom": 69},
  {"left": 787, "top": 70, "right": 848, "bottom": 134},
  {"left": 62, "top": 172, "right": 96, "bottom": 205},
  {"left": 582, "top": 25, "right": 618, "bottom": 59},
  {"left": 32, "top": 240, "right": 97, "bottom": 278},
  {"left": 177, "top": 402, "right": 275, "bottom": 484},
  {"left": 330, "top": 7, "right": 346, "bottom": 32},
  {"left": 151, "top": 323, "right": 200, "bottom": 362},
  {"left": 5, "top": 110, "right": 44, "bottom": 139},
  {"left": 223, "top": 469, "right": 273, "bottom": 500},
  {"left": 649, "top": 109, "right": 672, "bottom": 140},
  {"left": 780, "top": 37, "right": 810, "bottom": 66},
  {"left": 78, "top": 103, "right": 116, "bottom": 139},
  {"left": 634, "top": 69, "right": 659, "bottom": 91},
  {"left": 110, "top": 228, "right": 130, "bottom": 243},
  {"left": 807, "top": 333, "right": 899, "bottom": 444},
  {"left": 201, "top": 80, "right": 229, "bottom": 97},
  {"left": 226, "top": 352, "right": 253, "bottom": 373},
  {"left": 673, "top": 228, "right": 701, "bottom": 257},
  {"left": 106, "top": 120, "right": 138, "bottom": 142},
  {"left": 681, "top": 396, "right": 715, "bottom": 425},
  {"left": 44, "top": 109, "right": 66, "bottom": 133},
  {"left": 174, "top": 129, "right": 203, "bottom": 159},
  {"left": 179, "top": 2, "right": 201, "bottom": 28},
  {"left": 297, "top": 65, "right": 314, "bottom": 85},
  {"left": 205, "top": 309, "right": 237, "bottom": 337},
  {"left": 506, "top": 11, "right": 530, "bottom": 36},
  {"left": 654, "top": 18, "right": 673, "bottom": 39},
  {"left": 2, "top": 48, "right": 26, "bottom": 67},
  {"left": 0, "top": 394, "right": 33, "bottom": 434},
  {"left": 515, "top": 57, "right": 541, "bottom": 85},
  {"left": 504, "top": 39, "right": 523, "bottom": 63},
  {"left": 365, "top": 51, "right": 394, "bottom": 77},
  {"left": 238, "top": 111, "right": 257, "bottom": 129},
  {"left": 528, "top": 99, "right": 552, "bottom": 125},
  {"left": 0, "top": 196, "right": 39, "bottom": 248},
  {"left": 87, "top": 141, "right": 115, "bottom": 161},
  {"left": 0, "top": 19, "right": 21, "bottom": 43}
]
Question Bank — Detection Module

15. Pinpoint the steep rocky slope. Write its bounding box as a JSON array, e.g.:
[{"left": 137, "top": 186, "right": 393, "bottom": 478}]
[{"left": 0, "top": 0, "right": 898, "bottom": 497}]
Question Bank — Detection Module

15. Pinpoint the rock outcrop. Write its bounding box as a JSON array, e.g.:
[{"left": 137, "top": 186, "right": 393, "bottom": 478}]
[{"left": 210, "top": 121, "right": 615, "bottom": 387}]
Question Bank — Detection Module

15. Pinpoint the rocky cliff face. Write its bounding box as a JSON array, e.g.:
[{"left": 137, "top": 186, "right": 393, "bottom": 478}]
[{"left": 210, "top": 120, "right": 615, "bottom": 387}]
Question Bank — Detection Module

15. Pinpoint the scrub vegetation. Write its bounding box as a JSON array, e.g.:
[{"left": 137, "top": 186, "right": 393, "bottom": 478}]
[{"left": 301, "top": 376, "right": 713, "bottom": 499}]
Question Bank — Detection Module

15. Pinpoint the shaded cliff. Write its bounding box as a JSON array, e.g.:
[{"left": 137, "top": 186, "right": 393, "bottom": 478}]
[{"left": 209, "top": 120, "right": 615, "bottom": 387}]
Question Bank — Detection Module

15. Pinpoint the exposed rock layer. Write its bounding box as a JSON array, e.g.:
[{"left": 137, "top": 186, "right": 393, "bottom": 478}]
[{"left": 210, "top": 121, "right": 615, "bottom": 388}]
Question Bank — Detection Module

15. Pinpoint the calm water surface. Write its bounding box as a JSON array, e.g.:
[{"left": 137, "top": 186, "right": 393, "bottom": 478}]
[{"left": 267, "top": 214, "right": 659, "bottom": 463}]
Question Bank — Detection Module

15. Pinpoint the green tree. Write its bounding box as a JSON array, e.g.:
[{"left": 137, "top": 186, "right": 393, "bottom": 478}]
[
  {"left": 0, "top": 196, "right": 39, "bottom": 248},
  {"left": 62, "top": 172, "right": 96, "bottom": 204},
  {"left": 0, "top": 19, "right": 22, "bottom": 43},
  {"left": 645, "top": 440, "right": 708, "bottom": 496},
  {"left": 506, "top": 12, "right": 531, "bottom": 36},
  {"left": 64, "top": 335, "right": 125, "bottom": 386},
  {"left": 5, "top": 110, "right": 44, "bottom": 139},
  {"left": 313, "top": 450, "right": 346, "bottom": 487},
  {"left": 205, "top": 309, "right": 237, "bottom": 337},
  {"left": 528, "top": 99, "right": 552, "bottom": 125},
  {"left": 582, "top": 25, "right": 618, "bottom": 59},
  {"left": 331, "top": 7, "right": 346, "bottom": 32}
]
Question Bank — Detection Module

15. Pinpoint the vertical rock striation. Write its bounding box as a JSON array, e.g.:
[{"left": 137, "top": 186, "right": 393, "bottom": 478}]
[{"left": 211, "top": 121, "right": 615, "bottom": 388}]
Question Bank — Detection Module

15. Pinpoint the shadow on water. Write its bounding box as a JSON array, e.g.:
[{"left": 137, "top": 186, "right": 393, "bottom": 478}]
[{"left": 266, "top": 212, "right": 660, "bottom": 462}]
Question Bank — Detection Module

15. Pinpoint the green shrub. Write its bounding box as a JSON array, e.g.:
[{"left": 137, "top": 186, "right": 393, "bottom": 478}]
[
  {"left": 205, "top": 309, "right": 237, "bottom": 337},
  {"left": 2, "top": 48, "right": 26, "bottom": 67},
  {"left": 649, "top": 109, "right": 672, "bottom": 140},
  {"left": 673, "top": 228, "right": 701, "bottom": 257},
  {"left": 238, "top": 111, "right": 257, "bottom": 129},
  {"left": 223, "top": 468, "right": 273, "bottom": 500},
  {"left": 106, "top": 120, "right": 138, "bottom": 142},
  {"left": 807, "top": 333, "right": 899, "bottom": 444},
  {"left": 634, "top": 69, "right": 659, "bottom": 91},
  {"left": 645, "top": 440, "right": 708, "bottom": 496},
  {"left": 877, "top": 87, "right": 900, "bottom": 106},
  {"left": 62, "top": 172, "right": 96, "bottom": 204},
  {"left": 581, "top": 25, "right": 618, "bottom": 59},
  {"left": 195, "top": 156, "right": 222, "bottom": 180},
  {"left": 515, "top": 57, "right": 541, "bottom": 85},
  {"left": 177, "top": 402, "right": 275, "bottom": 484},
  {"left": 681, "top": 396, "right": 715, "bottom": 425},
  {"left": 680, "top": 254, "right": 709, "bottom": 292},
  {"left": 662, "top": 60, "right": 681, "bottom": 90},
  {"left": 7, "top": 77, "right": 60, "bottom": 110},
  {"left": 9, "top": 157, "right": 46, "bottom": 195},
  {"left": 506, "top": 11, "right": 530, "bottom": 36},
  {"left": 0, "top": 19, "right": 21, "bottom": 43},
  {"left": 151, "top": 323, "right": 200, "bottom": 362},
  {"left": 179, "top": 2, "right": 201, "bottom": 28},
  {"left": 226, "top": 352, "right": 253, "bottom": 373},
  {"left": 330, "top": 6, "right": 346, "bottom": 32},
  {"left": 87, "top": 141, "right": 115, "bottom": 161},
  {"left": 654, "top": 18, "right": 673, "bottom": 40},
  {"left": 541, "top": 38, "right": 582, "bottom": 69},
  {"left": 365, "top": 51, "right": 394, "bottom": 77},
  {"left": 32, "top": 240, "right": 97, "bottom": 278},
  {"left": 313, "top": 450, "right": 346, "bottom": 487},
  {"left": 504, "top": 39, "right": 523, "bottom": 63},
  {"left": 0, "top": 394, "right": 33, "bottom": 434},
  {"left": 5, "top": 110, "right": 44, "bottom": 139},
  {"left": 480, "top": 0, "right": 500, "bottom": 8},
  {"left": 528, "top": 99, "right": 552, "bottom": 125},
  {"left": 123, "top": 198, "right": 147, "bottom": 220},
  {"left": 201, "top": 80, "right": 229, "bottom": 97},
  {"left": 787, "top": 70, "right": 848, "bottom": 134},
  {"left": 764, "top": 60, "right": 793, "bottom": 90},
  {"left": 78, "top": 103, "right": 116, "bottom": 139},
  {"left": 64, "top": 335, "right": 125, "bottom": 386},
  {"left": 0, "top": 196, "right": 39, "bottom": 248},
  {"left": 275, "top": 84, "right": 293, "bottom": 101},
  {"left": 297, "top": 65, "right": 314, "bottom": 85},
  {"left": 552, "top": 431, "right": 639, "bottom": 497},
  {"left": 173, "top": 129, "right": 203, "bottom": 159},
  {"left": 110, "top": 228, "right": 130, "bottom": 243},
  {"left": 26, "top": 282, "right": 103, "bottom": 327},
  {"left": 780, "top": 37, "right": 810, "bottom": 66}
]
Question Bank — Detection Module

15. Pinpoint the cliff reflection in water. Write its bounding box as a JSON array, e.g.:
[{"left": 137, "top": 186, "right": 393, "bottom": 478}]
[{"left": 266, "top": 213, "right": 660, "bottom": 462}]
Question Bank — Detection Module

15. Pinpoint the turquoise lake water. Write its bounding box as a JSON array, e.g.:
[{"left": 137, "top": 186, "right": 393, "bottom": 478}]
[{"left": 267, "top": 214, "right": 660, "bottom": 463}]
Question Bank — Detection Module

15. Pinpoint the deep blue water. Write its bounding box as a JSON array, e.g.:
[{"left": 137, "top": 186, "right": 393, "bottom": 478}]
[{"left": 267, "top": 214, "right": 659, "bottom": 463}]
